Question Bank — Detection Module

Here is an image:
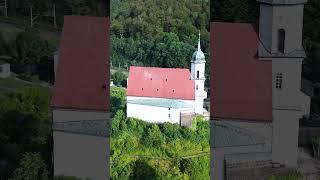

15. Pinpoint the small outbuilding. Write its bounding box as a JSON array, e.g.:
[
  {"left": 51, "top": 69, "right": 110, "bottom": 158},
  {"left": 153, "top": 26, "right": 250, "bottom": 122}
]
[{"left": 0, "top": 61, "right": 10, "bottom": 78}]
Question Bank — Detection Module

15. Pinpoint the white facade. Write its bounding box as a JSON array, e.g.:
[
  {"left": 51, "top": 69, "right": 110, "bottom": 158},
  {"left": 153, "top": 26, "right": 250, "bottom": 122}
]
[
  {"left": 126, "top": 96, "right": 194, "bottom": 124},
  {"left": 53, "top": 109, "right": 110, "bottom": 180}
]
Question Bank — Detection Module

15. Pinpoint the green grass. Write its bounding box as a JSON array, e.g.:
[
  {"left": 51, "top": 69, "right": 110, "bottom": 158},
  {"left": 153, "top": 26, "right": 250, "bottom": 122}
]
[
  {"left": 0, "top": 77, "right": 51, "bottom": 96},
  {"left": 0, "top": 17, "right": 60, "bottom": 46},
  {"left": 266, "top": 171, "right": 303, "bottom": 180}
]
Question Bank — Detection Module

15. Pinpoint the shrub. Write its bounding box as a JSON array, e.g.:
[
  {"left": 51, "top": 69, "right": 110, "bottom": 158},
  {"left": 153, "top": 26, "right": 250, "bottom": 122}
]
[
  {"left": 9, "top": 152, "right": 48, "bottom": 180},
  {"left": 311, "top": 137, "right": 320, "bottom": 159},
  {"left": 266, "top": 171, "right": 302, "bottom": 180}
]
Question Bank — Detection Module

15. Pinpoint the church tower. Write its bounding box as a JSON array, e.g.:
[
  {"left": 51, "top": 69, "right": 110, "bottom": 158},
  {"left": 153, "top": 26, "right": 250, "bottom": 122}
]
[
  {"left": 191, "top": 32, "right": 207, "bottom": 114},
  {"left": 257, "top": 0, "right": 309, "bottom": 167}
]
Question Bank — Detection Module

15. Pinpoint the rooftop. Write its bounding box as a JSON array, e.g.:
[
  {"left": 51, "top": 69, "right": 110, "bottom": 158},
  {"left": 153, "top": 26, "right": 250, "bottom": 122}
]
[
  {"left": 211, "top": 22, "right": 272, "bottom": 122},
  {"left": 51, "top": 16, "right": 110, "bottom": 111},
  {"left": 127, "top": 66, "right": 195, "bottom": 100}
]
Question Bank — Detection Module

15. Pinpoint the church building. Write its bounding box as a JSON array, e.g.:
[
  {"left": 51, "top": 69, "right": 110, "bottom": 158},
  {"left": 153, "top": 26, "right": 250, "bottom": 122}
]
[
  {"left": 211, "top": 0, "right": 311, "bottom": 179},
  {"left": 126, "top": 34, "right": 207, "bottom": 125}
]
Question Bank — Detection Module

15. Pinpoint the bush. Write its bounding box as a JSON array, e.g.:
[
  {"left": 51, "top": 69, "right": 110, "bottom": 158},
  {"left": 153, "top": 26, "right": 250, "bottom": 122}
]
[
  {"left": 266, "top": 171, "right": 302, "bottom": 180},
  {"left": 311, "top": 137, "right": 320, "bottom": 159},
  {"left": 9, "top": 152, "right": 48, "bottom": 180}
]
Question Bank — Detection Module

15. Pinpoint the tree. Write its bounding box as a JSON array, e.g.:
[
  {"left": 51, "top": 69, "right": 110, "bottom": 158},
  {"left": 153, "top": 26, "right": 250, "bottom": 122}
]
[
  {"left": 110, "top": 86, "right": 126, "bottom": 115},
  {"left": 111, "top": 110, "right": 126, "bottom": 137},
  {"left": 112, "top": 70, "right": 127, "bottom": 87},
  {"left": 9, "top": 152, "right": 48, "bottom": 180},
  {"left": 129, "top": 160, "right": 157, "bottom": 180},
  {"left": 143, "top": 124, "right": 165, "bottom": 147},
  {"left": 4, "top": 31, "right": 55, "bottom": 80}
]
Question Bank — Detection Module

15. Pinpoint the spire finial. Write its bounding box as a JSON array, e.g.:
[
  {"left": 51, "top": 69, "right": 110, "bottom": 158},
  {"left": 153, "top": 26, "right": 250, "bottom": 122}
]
[{"left": 197, "top": 30, "right": 201, "bottom": 51}]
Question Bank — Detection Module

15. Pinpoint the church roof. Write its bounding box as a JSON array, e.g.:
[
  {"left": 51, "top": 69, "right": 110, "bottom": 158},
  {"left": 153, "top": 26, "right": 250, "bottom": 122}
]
[
  {"left": 211, "top": 22, "right": 272, "bottom": 122},
  {"left": 51, "top": 16, "right": 109, "bottom": 111},
  {"left": 127, "top": 66, "right": 195, "bottom": 100}
]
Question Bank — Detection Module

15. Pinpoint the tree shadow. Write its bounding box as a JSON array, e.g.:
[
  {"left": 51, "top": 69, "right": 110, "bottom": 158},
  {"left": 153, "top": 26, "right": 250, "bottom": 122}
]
[{"left": 129, "top": 159, "right": 157, "bottom": 180}]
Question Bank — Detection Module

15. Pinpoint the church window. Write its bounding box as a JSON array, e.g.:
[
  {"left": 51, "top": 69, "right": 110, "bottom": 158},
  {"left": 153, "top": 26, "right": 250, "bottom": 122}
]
[
  {"left": 172, "top": 89, "right": 175, "bottom": 92},
  {"left": 276, "top": 73, "right": 283, "bottom": 90},
  {"left": 168, "top": 114, "right": 170, "bottom": 118},
  {"left": 278, "top": 29, "right": 285, "bottom": 53},
  {"left": 157, "top": 89, "right": 159, "bottom": 91},
  {"left": 196, "top": 85, "right": 198, "bottom": 90},
  {"left": 197, "top": 70, "right": 199, "bottom": 78},
  {"left": 169, "top": 108, "right": 171, "bottom": 110}
]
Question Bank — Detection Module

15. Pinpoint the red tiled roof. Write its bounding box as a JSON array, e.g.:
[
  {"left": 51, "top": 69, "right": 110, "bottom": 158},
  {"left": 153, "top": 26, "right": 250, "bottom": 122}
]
[
  {"left": 211, "top": 22, "right": 272, "bottom": 122},
  {"left": 51, "top": 16, "right": 109, "bottom": 111},
  {"left": 127, "top": 66, "right": 195, "bottom": 100}
]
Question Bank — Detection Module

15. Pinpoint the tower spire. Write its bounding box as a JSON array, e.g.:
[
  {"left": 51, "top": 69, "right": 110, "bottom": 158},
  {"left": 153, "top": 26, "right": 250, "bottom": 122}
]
[{"left": 198, "top": 30, "right": 201, "bottom": 51}]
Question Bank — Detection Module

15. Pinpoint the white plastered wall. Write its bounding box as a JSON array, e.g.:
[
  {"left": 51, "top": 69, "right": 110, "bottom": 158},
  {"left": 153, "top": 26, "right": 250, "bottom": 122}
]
[{"left": 53, "top": 109, "right": 110, "bottom": 180}]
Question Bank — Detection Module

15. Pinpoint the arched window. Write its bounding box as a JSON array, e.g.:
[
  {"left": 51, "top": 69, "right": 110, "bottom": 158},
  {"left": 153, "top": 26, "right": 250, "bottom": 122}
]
[
  {"left": 197, "top": 70, "right": 199, "bottom": 78},
  {"left": 196, "top": 85, "right": 198, "bottom": 90},
  {"left": 278, "top": 29, "right": 285, "bottom": 53}
]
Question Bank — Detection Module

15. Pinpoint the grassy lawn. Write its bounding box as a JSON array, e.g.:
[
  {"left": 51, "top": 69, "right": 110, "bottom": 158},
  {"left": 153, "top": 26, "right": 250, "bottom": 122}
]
[
  {"left": 0, "top": 17, "right": 60, "bottom": 46},
  {"left": 0, "top": 77, "right": 52, "bottom": 96}
]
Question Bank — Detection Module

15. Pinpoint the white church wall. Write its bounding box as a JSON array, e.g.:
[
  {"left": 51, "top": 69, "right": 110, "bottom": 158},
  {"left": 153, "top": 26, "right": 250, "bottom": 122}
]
[
  {"left": 211, "top": 145, "right": 270, "bottom": 180},
  {"left": 127, "top": 103, "right": 181, "bottom": 124},
  {"left": 53, "top": 109, "right": 109, "bottom": 122},
  {"left": 218, "top": 120, "right": 273, "bottom": 142},
  {"left": 271, "top": 5, "right": 304, "bottom": 54},
  {"left": 127, "top": 96, "right": 195, "bottom": 105},
  {"left": 52, "top": 109, "right": 110, "bottom": 179},
  {"left": 54, "top": 131, "right": 108, "bottom": 180},
  {"left": 272, "top": 109, "right": 300, "bottom": 167},
  {"left": 259, "top": 3, "right": 304, "bottom": 54},
  {"left": 272, "top": 58, "right": 303, "bottom": 108}
]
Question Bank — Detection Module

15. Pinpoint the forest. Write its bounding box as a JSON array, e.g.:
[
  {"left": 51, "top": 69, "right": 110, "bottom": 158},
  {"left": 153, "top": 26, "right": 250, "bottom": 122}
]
[{"left": 110, "top": 86, "right": 210, "bottom": 179}]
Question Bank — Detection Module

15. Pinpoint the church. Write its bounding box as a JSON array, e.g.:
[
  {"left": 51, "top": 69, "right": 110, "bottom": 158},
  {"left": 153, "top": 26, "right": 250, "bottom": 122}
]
[
  {"left": 126, "top": 34, "right": 207, "bottom": 125},
  {"left": 211, "top": 0, "right": 311, "bottom": 179}
]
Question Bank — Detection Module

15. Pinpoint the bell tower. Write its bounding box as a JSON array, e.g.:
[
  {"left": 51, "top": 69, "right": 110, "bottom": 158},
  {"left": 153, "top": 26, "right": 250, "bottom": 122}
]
[
  {"left": 191, "top": 32, "right": 207, "bottom": 114},
  {"left": 258, "top": 0, "right": 307, "bottom": 58},
  {"left": 257, "top": 0, "right": 309, "bottom": 168}
]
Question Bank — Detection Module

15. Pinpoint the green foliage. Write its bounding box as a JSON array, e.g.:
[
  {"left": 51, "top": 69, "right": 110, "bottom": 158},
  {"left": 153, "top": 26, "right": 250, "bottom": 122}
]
[
  {"left": 311, "top": 137, "right": 320, "bottom": 159},
  {"left": 9, "top": 152, "right": 48, "bottom": 180},
  {"left": 1, "top": 30, "right": 56, "bottom": 82},
  {"left": 211, "top": 0, "right": 259, "bottom": 23},
  {"left": 266, "top": 171, "right": 302, "bottom": 180},
  {"left": 111, "top": 0, "right": 209, "bottom": 75},
  {"left": 110, "top": 108, "right": 210, "bottom": 179},
  {"left": 143, "top": 124, "right": 165, "bottom": 147},
  {"left": 128, "top": 160, "right": 157, "bottom": 180},
  {"left": 110, "top": 86, "right": 126, "bottom": 116},
  {"left": 112, "top": 70, "right": 127, "bottom": 87},
  {"left": 0, "top": 87, "right": 52, "bottom": 178}
]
